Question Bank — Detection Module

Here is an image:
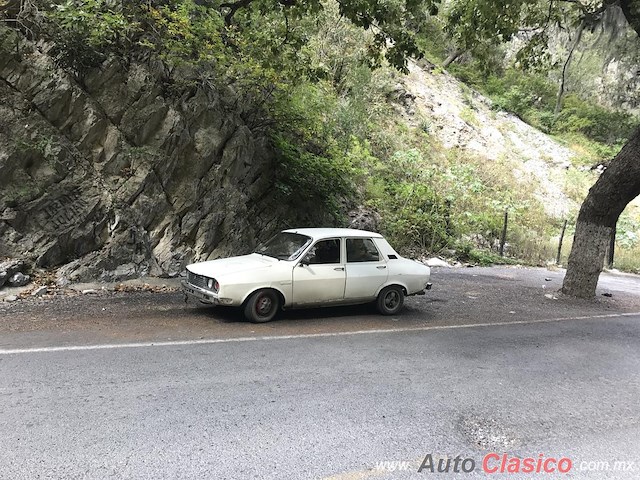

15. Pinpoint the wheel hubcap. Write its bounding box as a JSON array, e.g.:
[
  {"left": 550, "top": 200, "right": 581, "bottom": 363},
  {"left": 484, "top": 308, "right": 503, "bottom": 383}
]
[
  {"left": 385, "top": 291, "right": 399, "bottom": 309},
  {"left": 256, "top": 296, "right": 273, "bottom": 316}
]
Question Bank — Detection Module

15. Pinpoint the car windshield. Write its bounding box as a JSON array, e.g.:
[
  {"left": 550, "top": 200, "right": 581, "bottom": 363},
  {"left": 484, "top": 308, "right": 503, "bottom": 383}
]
[{"left": 254, "top": 232, "right": 312, "bottom": 260}]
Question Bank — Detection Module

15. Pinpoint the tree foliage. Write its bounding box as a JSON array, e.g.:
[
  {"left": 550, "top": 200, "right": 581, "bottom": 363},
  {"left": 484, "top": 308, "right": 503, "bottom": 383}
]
[
  {"left": 444, "top": 0, "right": 612, "bottom": 54},
  {"left": 14, "top": 0, "right": 441, "bottom": 77}
]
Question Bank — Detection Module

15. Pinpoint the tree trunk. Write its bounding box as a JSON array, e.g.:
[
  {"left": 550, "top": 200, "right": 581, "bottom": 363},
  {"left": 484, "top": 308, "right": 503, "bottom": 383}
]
[
  {"left": 561, "top": 222, "right": 612, "bottom": 297},
  {"left": 442, "top": 48, "right": 465, "bottom": 68},
  {"left": 606, "top": 227, "right": 616, "bottom": 268},
  {"left": 562, "top": 126, "right": 640, "bottom": 297}
]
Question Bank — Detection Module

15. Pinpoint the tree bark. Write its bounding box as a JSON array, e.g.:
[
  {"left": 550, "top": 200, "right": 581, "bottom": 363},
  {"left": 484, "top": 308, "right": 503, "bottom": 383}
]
[
  {"left": 605, "top": 227, "right": 616, "bottom": 268},
  {"left": 562, "top": 126, "right": 640, "bottom": 297},
  {"left": 442, "top": 48, "right": 465, "bottom": 68}
]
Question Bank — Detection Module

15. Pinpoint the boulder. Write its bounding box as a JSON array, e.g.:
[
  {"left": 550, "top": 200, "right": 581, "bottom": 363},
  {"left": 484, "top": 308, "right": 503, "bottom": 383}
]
[
  {"left": 425, "top": 257, "right": 452, "bottom": 268},
  {"left": 0, "top": 259, "right": 27, "bottom": 279},
  {"left": 8, "top": 272, "right": 30, "bottom": 287},
  {"left": 31, "top": 286, "right": 48, "bottom": 297},
  {"left": 348, "top": 208, "right": 382, "bottom": 232}
]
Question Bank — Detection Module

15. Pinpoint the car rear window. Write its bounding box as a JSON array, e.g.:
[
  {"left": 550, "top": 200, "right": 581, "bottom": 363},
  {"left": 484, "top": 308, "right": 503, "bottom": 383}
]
[
  {"left": 346, "top": 238, "right": 380, "bottom": 262},
  {"left": 305, "top": 239, "right": 341, "bottom": 264}
]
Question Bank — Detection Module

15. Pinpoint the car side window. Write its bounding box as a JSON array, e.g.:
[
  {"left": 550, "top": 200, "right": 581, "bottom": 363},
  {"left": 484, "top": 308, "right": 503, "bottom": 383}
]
[
  {"left": 346, "top": 238, "right": 380, "bottom": 263},
  {"left": 305, "top": 239, "right": 341, "bottom": 264}
]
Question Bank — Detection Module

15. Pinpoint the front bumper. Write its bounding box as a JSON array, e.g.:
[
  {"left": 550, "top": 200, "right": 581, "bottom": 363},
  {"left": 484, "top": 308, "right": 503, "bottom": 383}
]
[{"left": 182, "top": 280, "right": 220, "bottom": 305}]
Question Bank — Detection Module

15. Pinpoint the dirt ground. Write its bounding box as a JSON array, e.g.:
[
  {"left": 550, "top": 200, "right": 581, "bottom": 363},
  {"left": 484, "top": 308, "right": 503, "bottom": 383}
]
[{"left": 1, "top": 266, "right": 639, "bottom": 351}]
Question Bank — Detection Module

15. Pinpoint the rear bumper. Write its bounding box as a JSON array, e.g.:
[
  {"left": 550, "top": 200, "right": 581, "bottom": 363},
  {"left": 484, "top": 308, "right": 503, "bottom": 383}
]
[{"left": 409, "top": 282, "right": 432, "bottom": 296}]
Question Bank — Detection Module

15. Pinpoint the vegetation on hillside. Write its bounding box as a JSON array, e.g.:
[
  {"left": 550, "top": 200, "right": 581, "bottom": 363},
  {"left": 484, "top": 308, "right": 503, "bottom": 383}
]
[
  {"left": 423, "top": 0, "right": 640, "bottom": 284},
  {"left": 3, "top": 0, "right": 640, "bottom": 273}
]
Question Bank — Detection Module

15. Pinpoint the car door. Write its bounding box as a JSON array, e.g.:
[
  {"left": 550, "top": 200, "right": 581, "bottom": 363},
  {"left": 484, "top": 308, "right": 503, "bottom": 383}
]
[
  {"left": 344, "top": 237, "right": 388, "bottom": 299},
  {"left": 292, "top": 238, "right": 345, "bottom": 305}
]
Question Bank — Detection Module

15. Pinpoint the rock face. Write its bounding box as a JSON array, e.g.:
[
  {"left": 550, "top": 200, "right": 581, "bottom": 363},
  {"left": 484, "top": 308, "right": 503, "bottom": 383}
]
[
  {"left": 0, "top": 26, "right": 303, "bottom": 282},
  {"left": 348, "top": 207, "right": 381, "bottom": 232}
]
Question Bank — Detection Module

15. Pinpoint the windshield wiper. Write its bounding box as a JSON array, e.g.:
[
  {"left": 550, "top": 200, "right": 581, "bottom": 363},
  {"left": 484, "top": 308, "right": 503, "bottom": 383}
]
[{"left": 256, "top": 251, "right": 280, "bottom": 260}]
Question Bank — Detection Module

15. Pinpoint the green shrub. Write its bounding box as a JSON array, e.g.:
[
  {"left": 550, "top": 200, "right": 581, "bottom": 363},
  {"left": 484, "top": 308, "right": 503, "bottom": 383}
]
[
  {"left": 466, "top": 68, "right": 637, "bottom": 147},
  {"left": 272, "top": 134, "right": 358, "bottom": 223},
  {"left": 554, "top": 95, "right": 635, "bottom": 144},
  {"left": 454, "top": 240, "right": 521, "bottom": 265},
  {"left": 46, "top": 0, "right": 136, "bottom": 76},
  {"left": 364, "top": 149, "right": 452, "bottom": 253},
  {"left": 468, "top": 249, "right": 521, "bottom": 266},
  {"left": 617, "top": 213, "right": 640, "bottom": 249}
]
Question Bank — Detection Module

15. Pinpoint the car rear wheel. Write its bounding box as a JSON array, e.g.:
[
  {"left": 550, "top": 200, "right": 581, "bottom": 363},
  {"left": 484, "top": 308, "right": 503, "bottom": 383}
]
[
  {"left": 244, "top": 289, "right": 280, "bottom": 323},
  {"left": 376, "top": 285, "right": 404, "bottom": 315}
]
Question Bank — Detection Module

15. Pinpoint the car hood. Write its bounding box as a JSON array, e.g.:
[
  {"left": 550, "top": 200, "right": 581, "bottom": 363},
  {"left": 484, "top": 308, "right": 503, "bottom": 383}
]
[{"left": 186, "top": 253, "right": 277, "bottom": 278}]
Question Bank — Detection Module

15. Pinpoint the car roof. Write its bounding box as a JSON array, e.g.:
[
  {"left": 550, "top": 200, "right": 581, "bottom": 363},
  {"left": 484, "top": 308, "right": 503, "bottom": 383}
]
[{"left": 282, "top": 228, "right": 383, "bottom": 240}]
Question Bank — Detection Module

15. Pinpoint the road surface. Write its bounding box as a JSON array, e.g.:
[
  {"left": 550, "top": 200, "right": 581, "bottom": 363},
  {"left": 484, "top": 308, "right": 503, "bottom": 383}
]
[{"left": 1, "top": 267, "right": 639, "bottom": 479}]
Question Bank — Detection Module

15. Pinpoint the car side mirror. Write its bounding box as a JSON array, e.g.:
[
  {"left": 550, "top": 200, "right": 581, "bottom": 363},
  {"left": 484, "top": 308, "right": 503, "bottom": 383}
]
[{"left": 299, "top": 256, "right": 310, "bottom": 267}]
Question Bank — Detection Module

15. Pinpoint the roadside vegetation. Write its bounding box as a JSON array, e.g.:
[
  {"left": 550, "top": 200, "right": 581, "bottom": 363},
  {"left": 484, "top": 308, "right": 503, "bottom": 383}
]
[{"left": 6, "top": 0, "right": 640, "bottom": 273}]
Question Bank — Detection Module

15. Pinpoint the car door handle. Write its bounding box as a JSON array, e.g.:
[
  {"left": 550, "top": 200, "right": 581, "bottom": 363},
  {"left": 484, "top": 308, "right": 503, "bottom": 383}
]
[
  {"left": 377, "top": 266, "right": 387, "bottom": 269},
  {"left": 334, "top": 267, "right": 345, "bottom": 271}
]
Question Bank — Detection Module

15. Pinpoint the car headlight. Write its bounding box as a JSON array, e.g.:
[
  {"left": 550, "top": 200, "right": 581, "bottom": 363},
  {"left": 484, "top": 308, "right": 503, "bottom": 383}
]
[{"left": 207, "top": 278, "right": 219, "bottom": 292}]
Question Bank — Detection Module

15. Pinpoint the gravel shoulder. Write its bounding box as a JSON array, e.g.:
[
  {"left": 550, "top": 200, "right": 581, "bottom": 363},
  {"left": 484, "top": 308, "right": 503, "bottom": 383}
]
[{"left": 0, "top": 266, "right": 639, "bottom": 350}]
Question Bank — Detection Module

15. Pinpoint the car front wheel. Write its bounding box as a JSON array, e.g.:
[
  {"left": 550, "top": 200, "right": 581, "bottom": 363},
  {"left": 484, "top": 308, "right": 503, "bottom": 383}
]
[
  {"left": 376, "top": 285, "right": 405, "bottom": 315},
  {"left": 244, "top": 289, "right": 280, "bottom": 323}
]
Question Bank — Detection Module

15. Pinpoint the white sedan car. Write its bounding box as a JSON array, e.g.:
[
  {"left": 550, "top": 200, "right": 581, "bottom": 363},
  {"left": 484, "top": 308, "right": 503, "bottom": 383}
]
[{"left": 182, "top": 228, "right": 431, "bottom": 322}]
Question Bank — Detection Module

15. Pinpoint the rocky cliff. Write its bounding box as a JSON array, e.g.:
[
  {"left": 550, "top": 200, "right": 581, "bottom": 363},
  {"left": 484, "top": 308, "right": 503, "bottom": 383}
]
[{"left": 0, "top": 25, "right": 299, "bottom": 283}]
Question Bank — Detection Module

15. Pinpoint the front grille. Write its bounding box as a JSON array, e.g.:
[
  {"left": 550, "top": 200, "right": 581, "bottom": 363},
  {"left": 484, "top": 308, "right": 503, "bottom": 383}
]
[{"left": 187, "top": 270, "right": 209, "bottom": 290}]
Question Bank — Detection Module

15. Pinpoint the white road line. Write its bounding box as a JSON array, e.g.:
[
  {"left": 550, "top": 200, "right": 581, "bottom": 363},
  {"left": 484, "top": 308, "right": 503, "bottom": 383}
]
[{"left": 1, "top": 311, "right": 639, "bottom": 355}]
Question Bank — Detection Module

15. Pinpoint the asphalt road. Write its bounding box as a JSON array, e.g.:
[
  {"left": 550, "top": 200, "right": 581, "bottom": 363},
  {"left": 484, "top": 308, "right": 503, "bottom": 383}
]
[{"left": 1, "top": 267, "right": 640, "bottom": 479}]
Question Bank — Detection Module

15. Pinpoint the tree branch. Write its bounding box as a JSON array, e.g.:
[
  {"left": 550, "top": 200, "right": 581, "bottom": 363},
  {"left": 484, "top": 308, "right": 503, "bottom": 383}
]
[
  {"left": 556, "top": 0, "right": 591, "bottom": 14},
  {"left": 219, "top": 0, "right": 256, "bottom": 25},
  {"left": 554, "top": 18, "right": 586, "bottom": 116}
]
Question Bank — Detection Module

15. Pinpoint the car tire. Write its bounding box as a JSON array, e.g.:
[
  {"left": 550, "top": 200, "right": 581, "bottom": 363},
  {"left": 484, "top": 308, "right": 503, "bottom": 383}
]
[
  {"left": 244, "top": 289, "right": 280, "bottom": 323},
  {"left": 376, "top": 285, "right": 405, "bottom": 315}
]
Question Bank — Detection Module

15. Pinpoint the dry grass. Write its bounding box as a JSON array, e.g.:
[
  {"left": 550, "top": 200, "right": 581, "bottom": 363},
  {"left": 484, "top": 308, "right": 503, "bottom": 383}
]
[{"left": 613, "top": 244, "right": 640, "bottom": 274}]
